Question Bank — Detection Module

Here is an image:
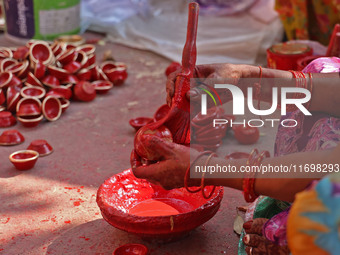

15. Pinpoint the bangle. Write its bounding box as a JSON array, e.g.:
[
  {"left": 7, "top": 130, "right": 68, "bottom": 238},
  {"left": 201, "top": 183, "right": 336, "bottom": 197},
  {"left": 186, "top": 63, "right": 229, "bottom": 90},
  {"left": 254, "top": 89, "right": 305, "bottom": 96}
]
[
  {"left": 306, "top": 72, "right": 313, "bottom": 110},
  {"left": 288, "top": 70, "right": 308, "bottom": 111},
  {"left": 242, "top": 149, "right": 270, "bottom": 203},
  {"left": 184, "top": 151, "right": 214, "bottom": 193},
  {"left": 254, "top": 66, "right": 262, "bottom": 111},
  {"left": 201, "top": 152, "right": 217, "bottom": 199}
]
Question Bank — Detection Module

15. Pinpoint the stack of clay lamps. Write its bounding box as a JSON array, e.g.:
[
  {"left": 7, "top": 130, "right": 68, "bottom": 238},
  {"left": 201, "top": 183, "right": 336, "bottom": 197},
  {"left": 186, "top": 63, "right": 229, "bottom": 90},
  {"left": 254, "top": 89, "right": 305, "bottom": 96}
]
[{"left": 0, "top": 40, "right": 128, "bottom": 128}]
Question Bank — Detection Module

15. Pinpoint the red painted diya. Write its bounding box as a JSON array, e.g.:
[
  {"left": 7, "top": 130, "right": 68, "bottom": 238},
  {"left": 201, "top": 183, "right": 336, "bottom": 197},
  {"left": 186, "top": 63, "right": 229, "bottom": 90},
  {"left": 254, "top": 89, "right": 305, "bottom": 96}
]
[
  {"left": 92, "top": 80, "right": 113, "bottom": 94},
  {"left": 97, "top": 169, "right": 223, "bottom": 241},
  {"left": 0, "top": 111, "right": 17, "bottom": 128},
  {"left": 129, "top": 117, "right": 153, "bottom": 131},
  {"left": 153, "top": 104, "right": 170, "bottom": 122},
  {"left": 113, "top": 244, "right": 148, "bottom": 255},
  {"left": 74, "top": 81, "right": 96, "bottom": 102},
  {"left": 17, "top": 115, "right": 43, "bottom": 128},
  {"left": 9, "top": 150, "right": 39, "bottom": 170},
  {"left": 16, "top": 97, "right": 42, "bottom": 117},
  {"left": 27, "top": 139, "right": 53, "bottom": 157},
  {"left": 20, "top": 86, "right": 46, "bottom": 99},
  {"left": 0, "top": 129, "right": 25, "bottom": 146},
  {"left": 42, "top": 96, "right": 62, "bottom": 121}
]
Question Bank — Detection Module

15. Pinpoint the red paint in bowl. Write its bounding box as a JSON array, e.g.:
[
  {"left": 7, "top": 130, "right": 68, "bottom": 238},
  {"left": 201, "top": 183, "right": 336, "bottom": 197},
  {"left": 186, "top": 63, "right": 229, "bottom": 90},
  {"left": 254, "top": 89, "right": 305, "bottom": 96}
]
[
  {"left": 113, "top": 244, "right": 148, "bottom": 255},
  {"left": 9, "top": 150, "right": 39, "bottom": 170},
  {"left": 97, "top": 169, "right": 223, "bottom": 242}
]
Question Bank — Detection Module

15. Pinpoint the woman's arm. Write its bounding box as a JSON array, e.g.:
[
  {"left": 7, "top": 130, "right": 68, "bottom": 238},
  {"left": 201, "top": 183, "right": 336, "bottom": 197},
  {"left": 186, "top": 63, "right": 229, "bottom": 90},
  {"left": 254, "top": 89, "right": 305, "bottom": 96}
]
[
  {"left": 242, "top": 65, "right": 340, "bottom": 117},
  {"left": 132, "top": 136, "right": 340, "bottom": 203}
]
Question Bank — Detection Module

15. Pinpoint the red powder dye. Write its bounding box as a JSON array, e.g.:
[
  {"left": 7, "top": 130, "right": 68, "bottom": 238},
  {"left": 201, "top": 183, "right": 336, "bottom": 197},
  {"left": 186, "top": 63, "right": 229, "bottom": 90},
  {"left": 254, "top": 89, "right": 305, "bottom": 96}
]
[
  {"left": 64, "top": 220, "right": 71, "bottom": 224},
  {"left": 73, "top": 201, "right": 81, "bottom": 206},
  {"left": 129, "top": 199, "right": 180, "bottom": 216},
  {"left": 2, "top": 217, "right": 10, "bottom": 224}
]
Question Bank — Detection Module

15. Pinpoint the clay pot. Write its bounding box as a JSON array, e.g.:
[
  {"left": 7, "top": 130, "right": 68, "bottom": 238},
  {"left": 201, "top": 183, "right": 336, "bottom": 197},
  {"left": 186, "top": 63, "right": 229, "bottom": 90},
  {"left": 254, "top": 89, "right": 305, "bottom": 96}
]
[
  {"left": 0, "top": 58, "right": 17, "bottom": 72},
  {"left": 13, "top": 46, "right": 30, "bottom": 60},
  {"left": 6, "top": 87, "right": 21, "bottom": 112},
  {"left": 0, "top": 88, "right": 5, "bottom": 105},
  {"left": 9, "top": 150, "right": 39, "bottom": 170},
  {"left": 87, "top": 54, "right": 96, "bottom": 66},
  {"left": 62, "top": 74, "right": 79, "bottom": 85},
  {"left": 16, "top": 97, "right": 42, "bottom": 117},
  {"left": 0, "top": 129, "right": 25, "bottom": 145},
  {"left": 42, "top": 96, "right": 62, "bottom": 121},
  {"left": 76, "top": 44, "right": 96, "bottom": 56},
  {"left": 17, "top": 115, "right": 43, "bottom": 128},
  {"left": 46, "top": 86, "right": 72, "bottom": 100},
  {"left": 92, "top": 80, "right": 113, "bottom": 94},
  {"left": 74, "top": 50, "right": 88, "bottom": 68},
  {"left": 5, "top": 60, "right": 29, "bottom": 78},
  {"left": 63, "top": 61, "right": 81, "bottom": 74},
  {"left": 97, "top": 169, "right": 224, "bottom": 241},
  {"left": 113, "top": 244, "right": 148, "bottom": 255},
  {"left": 26, "top": 72, "right": 44, "bottom": 87},
  {"left": 47, "top": 65, "right": 70, "bottom": 80},
  {"left": 33, "top": 61, "right": 46, "bottom": 79},
  {"left": 29, "top": 42, "right": 53, "bottom": 65},
  {"left": 8, "top": 75, "right": 22, "bottom": 88},
  {"left": 92, "top": 66, "right": 109, "bottom": 81},
  {"left": 51, "top": 42, "right": 63, "bottom": 56},
  {"left": 59, "top": 98, "right": 70, "bottom": 113},
  {"left": 106, "top": 67, "right": 128, "bottom": 86},
  {"left": 154, "top": 104, "right": 170, "bottom": 121},
  {"left": 129, "top": 117, "right": 153, "bottom": 131},
  {"left": 27, "top": 139, "right": 53, "bottom": 157},
  {"left": 77, "top": 68, "right": 92, "bottom": 81},
  {"left": 74, "top": 81, "right": 96, "bottom": 102},
  {"left": 57, "top": 48, "right": 76, "bottom": 65},
  {"left": 0, "top": 47, "right": 13, "bottom": 59},
  {"left": 0, "top": 111, "right": 17, "bottom": 128},
  {"left": 0, "top": 71, "right": 13, "bottom": 89},
  {"left": 42, "top": 75, "right": 60, "bottom": 88},
  {"left": 20, "top": 86, "right": 46, "bottom": 99}
]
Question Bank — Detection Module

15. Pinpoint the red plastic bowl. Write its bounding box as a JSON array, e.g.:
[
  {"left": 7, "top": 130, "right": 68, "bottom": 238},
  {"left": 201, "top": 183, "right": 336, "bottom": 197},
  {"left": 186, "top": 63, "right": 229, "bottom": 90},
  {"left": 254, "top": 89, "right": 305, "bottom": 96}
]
[
  {"left": 129, "top": 117, "right": 153, "bottom": 131},
  {"left": 113, "top": 244, "right": 148, "bottom": 255},
  {"left": 97, "top": 169, "right": 223, "bottom": 242},
  {"left": 9, "top": 150, "right": 39, "bottom": 170},
  {"left": 0, "top": 129, "right": 25, "bottom": 146},
  {"left": 27, "top": 139, "right": 53, "bottom": 157}
]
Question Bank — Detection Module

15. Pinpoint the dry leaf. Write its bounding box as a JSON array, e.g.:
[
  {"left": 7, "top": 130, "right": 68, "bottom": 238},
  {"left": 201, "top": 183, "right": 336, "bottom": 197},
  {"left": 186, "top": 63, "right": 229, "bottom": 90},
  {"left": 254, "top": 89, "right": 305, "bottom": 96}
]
[
  {"left": 237, "top": 206, "right": 248, "bottom": 212},
  {"left": 233, "top": 214, "right": 244, "bottom": 235}
]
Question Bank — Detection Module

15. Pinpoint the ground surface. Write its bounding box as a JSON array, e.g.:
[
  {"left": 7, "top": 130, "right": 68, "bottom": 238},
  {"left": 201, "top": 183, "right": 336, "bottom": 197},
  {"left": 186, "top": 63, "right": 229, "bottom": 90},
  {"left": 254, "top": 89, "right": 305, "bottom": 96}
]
[{"left": 0, "top": 32, "right": 277, "bottom": 255}]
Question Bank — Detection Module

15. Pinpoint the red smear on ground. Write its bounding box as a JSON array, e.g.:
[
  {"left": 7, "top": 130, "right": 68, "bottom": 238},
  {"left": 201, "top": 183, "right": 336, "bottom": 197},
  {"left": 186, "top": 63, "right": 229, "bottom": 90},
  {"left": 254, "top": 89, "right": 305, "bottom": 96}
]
[
  {"left": 73, "top": 201, "right": 81, "bottom": 206},
  {"left": 64, "top": 220, "right": 71, "bottom": 224},
  {"left": 1, "top": 217, "right": 10, "bottom": 224},
  {"left": 79, "top": 236, "right": 90, "bottom": 241}
]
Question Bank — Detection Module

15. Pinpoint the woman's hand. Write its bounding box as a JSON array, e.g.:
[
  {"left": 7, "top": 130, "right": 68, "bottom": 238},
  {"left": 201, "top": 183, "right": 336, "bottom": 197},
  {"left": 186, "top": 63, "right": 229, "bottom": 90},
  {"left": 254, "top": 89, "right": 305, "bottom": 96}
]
[
  {"left": 166, "top": 63, "right": 246, "bottom": 106},
  {"left": 132, "top": 136, "right": 200, "bottom": 190}
]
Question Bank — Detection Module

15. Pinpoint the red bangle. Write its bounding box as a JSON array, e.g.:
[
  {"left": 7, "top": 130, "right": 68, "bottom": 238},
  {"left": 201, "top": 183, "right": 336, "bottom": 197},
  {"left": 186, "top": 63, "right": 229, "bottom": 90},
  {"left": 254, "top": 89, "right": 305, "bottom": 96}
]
[
  {"left": 184, "top": 151, "right": 214, "bottom": 193},
  {"left": 201, "top": 152, "right": 217, "bottom": 199},
  {"left": 242, "top": 149, "right": 270, "bottom": 203}
]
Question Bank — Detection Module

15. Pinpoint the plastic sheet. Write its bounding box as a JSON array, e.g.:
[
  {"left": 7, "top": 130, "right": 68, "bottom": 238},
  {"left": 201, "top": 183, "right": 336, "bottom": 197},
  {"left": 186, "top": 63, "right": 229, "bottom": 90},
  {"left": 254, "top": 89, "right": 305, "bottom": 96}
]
[{"left": 81, "top": 0, "right": 283, "bottom": 65}]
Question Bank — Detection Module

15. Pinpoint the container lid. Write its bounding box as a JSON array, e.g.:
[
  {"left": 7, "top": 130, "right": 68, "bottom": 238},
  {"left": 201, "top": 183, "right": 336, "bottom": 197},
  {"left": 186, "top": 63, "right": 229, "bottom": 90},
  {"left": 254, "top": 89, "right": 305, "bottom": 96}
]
[{"left": 270, "top": 42, "right": 311, "bottom": 55}]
